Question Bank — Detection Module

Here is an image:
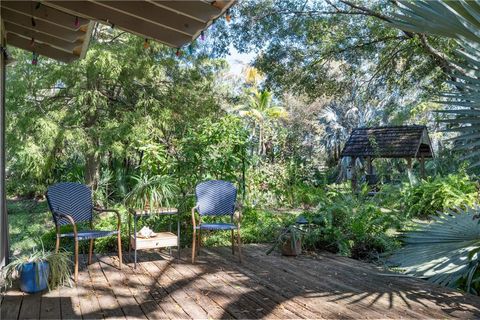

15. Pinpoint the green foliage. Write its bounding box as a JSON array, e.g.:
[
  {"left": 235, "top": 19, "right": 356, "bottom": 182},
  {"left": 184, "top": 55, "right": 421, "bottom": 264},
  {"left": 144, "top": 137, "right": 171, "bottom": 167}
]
[
  {"left": 1, "top": 244, "right": 72, "bottom": 291},
  {"left": 389, "top": 207, "right": 480, "bottom": 294},
  {"left": 125, "top": 174, "right": 178, "bottom": 210},
  {"left": 402, "top": 173, "right": 478, "bottom": 218},
  {"left": 393, "top": 1, "right": 480, "bottom": 167},
  {"left": 303, "top": 187, "right": 404, "bottom": 259}
]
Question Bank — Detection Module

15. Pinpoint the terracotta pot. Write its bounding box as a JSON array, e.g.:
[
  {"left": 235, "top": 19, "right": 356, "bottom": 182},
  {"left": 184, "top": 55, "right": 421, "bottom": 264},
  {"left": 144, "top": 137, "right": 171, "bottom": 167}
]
[{"left": 281, "top": 237, "right": 302, "bottom": 256}]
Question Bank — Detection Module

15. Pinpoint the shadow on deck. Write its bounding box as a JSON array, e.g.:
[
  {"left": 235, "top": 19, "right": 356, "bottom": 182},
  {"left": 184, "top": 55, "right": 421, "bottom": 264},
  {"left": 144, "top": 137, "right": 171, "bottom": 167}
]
[{"left": 1, "top": 244, "right": 480, "bottom": 319}]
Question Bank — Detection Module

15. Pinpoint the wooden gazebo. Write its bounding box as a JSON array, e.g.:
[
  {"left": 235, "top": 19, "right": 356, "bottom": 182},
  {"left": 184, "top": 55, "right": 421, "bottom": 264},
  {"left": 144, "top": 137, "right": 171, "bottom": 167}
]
[{"left": 341, "top": 125, "right": 434, "bottom": 187}]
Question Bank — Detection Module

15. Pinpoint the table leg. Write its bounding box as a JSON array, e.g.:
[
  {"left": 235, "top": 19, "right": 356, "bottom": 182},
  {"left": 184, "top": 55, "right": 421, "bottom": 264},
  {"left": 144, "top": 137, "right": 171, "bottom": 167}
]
[
  {"left": 128, "top": 213, "right": 131, "bottom": 257},
  {"left": 177, "top": 212, "right": 181, "bottom": 259},
  {"left": 134, "top": 214, "right": 137, "bottom": 269}
]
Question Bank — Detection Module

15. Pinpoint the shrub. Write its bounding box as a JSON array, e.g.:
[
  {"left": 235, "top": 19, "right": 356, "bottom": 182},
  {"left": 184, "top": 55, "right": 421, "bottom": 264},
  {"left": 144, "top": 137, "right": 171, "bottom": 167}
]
[
  {"left": 303, "top": 186, "right": 404, "bottom": 260},
  {"left": 402, "top": 173, "right": 478, "bottom": 218}
]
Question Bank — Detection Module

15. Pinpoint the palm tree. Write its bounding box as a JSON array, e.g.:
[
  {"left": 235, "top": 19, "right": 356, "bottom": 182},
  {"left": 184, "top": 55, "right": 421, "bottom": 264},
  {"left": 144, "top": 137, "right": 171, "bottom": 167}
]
[{"left": 238, "top": 89, "right": 288, "bottom": 156}]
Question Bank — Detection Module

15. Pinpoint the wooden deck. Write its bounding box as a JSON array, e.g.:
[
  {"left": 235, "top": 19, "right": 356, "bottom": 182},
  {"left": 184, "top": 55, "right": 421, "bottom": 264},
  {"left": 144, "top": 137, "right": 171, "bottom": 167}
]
[{"left": 2, "top": 244, "right": 480, "bottom": 319}]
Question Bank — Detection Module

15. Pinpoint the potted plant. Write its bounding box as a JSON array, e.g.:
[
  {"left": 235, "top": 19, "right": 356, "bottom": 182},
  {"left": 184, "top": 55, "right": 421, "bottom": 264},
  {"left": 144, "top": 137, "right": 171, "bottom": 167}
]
[
  {"left": 125, "top": 174, "right": 178, "bottom": 211},
  {"left": 1, "top": 246, "right": 72, "bottom": 293},
  {"left": 266, "top": 224, "right": 304, "bottom": 256}
]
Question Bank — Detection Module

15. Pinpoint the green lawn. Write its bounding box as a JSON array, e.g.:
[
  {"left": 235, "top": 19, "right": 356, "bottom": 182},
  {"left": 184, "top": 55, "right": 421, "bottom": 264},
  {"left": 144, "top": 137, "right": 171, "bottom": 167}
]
[{"left": 7, "top": 199, "right": 53, "bottom": 256}]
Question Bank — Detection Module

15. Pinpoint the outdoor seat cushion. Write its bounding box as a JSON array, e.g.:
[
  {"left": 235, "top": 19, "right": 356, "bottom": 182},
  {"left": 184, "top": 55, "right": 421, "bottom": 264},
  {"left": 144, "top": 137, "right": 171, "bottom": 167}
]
[
  {"left": 196, "top": 223, "right": 237, "bottom": 230},
  {"left": 60, "top": 230, "right": 118, "bottom": 240}
]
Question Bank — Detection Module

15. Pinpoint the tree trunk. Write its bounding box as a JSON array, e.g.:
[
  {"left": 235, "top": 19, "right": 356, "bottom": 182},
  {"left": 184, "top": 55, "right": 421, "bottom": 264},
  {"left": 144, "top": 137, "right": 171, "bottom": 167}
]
[{"left": 85, "top": 137, "right": 100, "bottom": 190}]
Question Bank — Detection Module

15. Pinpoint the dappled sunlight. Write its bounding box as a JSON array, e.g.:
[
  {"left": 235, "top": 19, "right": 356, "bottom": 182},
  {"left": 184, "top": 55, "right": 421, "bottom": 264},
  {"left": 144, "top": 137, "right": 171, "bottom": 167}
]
[{"left": 2, "top": 245, "right": 480, "bottom": 319}]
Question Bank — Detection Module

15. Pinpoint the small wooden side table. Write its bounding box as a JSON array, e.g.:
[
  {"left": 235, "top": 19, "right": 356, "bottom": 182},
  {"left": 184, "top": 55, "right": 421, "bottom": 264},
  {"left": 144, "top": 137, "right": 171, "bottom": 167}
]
[{"left": 127, "top": 207, "right": 180, "bottom": 269}]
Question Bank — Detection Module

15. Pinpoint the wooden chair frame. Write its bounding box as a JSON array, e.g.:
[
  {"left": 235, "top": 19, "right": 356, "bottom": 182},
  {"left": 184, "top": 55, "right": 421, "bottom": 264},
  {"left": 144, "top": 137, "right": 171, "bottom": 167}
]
[
  {"left": 54, "top": 208, "right": 122, "bottom": 282},
  {"left": 191, "top": 205, "right": 242, "bottom": 263}
]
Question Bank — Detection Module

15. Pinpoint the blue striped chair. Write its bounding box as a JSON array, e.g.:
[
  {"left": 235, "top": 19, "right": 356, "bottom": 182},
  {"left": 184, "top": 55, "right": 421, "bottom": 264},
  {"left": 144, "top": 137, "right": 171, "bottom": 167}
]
[
  {"left": 46, "top": 182, "right": 122, "bottom": 282},
  {"left": 191, "top": 180, "right": 242, "bottom": 263}
]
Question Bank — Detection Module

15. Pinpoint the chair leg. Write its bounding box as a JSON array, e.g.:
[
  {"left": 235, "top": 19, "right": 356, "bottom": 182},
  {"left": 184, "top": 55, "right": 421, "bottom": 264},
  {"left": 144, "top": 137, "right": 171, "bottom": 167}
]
[
  {"left": 237, "top": 228, "right": 243, "bottom": 263},
  {"left": 88, "top": 239, "right": 94, "bottom": 265},
  {"left": 55, "top": 225, "right": 60, "bottom": 253},
  {"left": 192, "top": 228, "right": 196, "bottom": 263},
  {"left": 117, "top": 233, "right": 123, "bottom": 269},
  {"left": 55, "top": 235, "right": 60, "bottom": 253},
  {"left": 231, "top": 230, "right": 235, "bottom": 255},
  {"left": 197, "top": 229, "right": 202, "bottom": 256},
  {"left": 74, "top": 237, "right": 79, "bottom": 283}
]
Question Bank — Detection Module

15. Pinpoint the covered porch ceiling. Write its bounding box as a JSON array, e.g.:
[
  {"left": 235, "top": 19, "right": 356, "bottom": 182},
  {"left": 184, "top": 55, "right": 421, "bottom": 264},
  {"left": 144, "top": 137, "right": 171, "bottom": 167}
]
[{"left": 1, "top": 0, "right": 235, "bottom": 62}]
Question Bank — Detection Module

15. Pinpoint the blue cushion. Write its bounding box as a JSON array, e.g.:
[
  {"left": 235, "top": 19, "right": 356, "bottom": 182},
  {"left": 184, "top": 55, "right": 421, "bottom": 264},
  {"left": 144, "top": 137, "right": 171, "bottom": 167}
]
[
  {"left": 60, "top": 230, "right": 118, "bottom": 240},
  {"left": 196, "top": 223, "right": 237, "bottom": 230}
]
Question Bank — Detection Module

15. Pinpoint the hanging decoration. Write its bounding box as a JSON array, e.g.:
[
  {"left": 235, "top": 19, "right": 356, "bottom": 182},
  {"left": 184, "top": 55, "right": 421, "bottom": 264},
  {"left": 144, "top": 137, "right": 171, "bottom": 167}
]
[
  {"left": 200, "top": 31, "right": 205, "bottom": 41},
  {"left": 225, "top": 9, "right": 231, "bottom": 23},
  {"left": 31, "top": 52, "right": 38, "bottom": 65},
  {"left": 74, "top": 16, "right": 80, "bottom": 28},
  {"left": 143, "top": 39, "right": 150, "bottom": 49},
  {"left": 35, "top": 2, "right": 41, "bottom": 10},
  {"left": 188, "top": 44, "right": 194, "bottom": 55},
  {"left": 30, "top": 38, "right": 35, "bottom": 47},
  {"left": 31, "top": 17, "right": 36, "bottom": 27},
  {"left": 176, "top": 48, "right": 181, "bottom": 57}
]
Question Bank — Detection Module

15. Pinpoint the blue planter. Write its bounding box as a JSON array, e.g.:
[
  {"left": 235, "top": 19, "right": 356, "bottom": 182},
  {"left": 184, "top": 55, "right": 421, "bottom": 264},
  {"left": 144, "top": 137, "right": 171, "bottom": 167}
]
[{"left": 19, "top": 261, "right": 49, "bottom": 293}]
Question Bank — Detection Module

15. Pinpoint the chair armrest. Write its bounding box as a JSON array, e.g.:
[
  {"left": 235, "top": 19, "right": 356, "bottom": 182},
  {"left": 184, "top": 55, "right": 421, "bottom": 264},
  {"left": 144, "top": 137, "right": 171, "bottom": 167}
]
[
  {"left": 93, "top": 207, "right": 121, "bottom": 230},
  {"left": 53, "top": 213, "right": 78, "bottom": 237},
  {"left": 234, "top": 203, "right": 243, "bottom": 224},
  {"left": 54, "top": 212, "right": 76, "bottom": 226}
]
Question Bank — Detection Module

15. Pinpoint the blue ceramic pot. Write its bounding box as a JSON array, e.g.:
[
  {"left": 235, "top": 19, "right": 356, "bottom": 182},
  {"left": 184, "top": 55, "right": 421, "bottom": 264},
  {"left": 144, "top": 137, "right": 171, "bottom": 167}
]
[{"left": 19, "top": 261, "right": 49, "bottom": 293}]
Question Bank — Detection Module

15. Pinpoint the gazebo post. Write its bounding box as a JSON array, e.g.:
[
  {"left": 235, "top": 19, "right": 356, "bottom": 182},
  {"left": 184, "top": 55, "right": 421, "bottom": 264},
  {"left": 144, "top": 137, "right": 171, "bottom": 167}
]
[
  {"left": 420, "top": 155, "right": 426, "bottom": 179},
  {"left": 351, "top": 156, "right": 357, "bottom": 191},
  {"left": 366, "top": 156, "right": 373, "bottom": 175}
]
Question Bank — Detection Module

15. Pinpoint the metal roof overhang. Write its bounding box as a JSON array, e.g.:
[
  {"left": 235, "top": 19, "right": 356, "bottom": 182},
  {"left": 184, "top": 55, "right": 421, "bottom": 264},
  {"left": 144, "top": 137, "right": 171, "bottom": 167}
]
[{"left": 1, "top": 0, "right": 235, "bottom": 62}]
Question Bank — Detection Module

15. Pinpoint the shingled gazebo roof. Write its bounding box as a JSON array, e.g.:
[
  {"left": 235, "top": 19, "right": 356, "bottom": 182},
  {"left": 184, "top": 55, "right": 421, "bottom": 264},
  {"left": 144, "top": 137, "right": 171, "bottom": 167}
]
[{"left": 341, "top": 125, "right": 434, "bottom": 159}]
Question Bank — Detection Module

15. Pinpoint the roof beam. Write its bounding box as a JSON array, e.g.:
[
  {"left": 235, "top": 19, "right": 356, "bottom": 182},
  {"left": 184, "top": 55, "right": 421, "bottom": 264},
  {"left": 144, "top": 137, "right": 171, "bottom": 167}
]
[
  {"left": 6, "top": 33, "right": 78, "bottom": 63},
  {"left": 5, "top": 22, "right": 82, "bottom": 52},
  {"left": 1, "top": 8, "right": 86, "bottom": 43},
  {"left": 92, "top": 1, "right": 204, "bottom": 37},
  {"left": 149, "top": 1, "right": 221, "bottom": 23},
  {"left": 42, "top": 1, "right": 191, "bottom": 47},
  {"left": 1, "top": 1, "right": 89, "bottom": 31}
]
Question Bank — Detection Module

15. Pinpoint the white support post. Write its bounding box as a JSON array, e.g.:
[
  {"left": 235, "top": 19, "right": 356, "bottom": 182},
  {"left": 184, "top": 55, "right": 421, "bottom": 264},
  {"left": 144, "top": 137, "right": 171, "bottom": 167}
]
[{"left": 0, "top": 18, "right": 8, "bottom": 268}]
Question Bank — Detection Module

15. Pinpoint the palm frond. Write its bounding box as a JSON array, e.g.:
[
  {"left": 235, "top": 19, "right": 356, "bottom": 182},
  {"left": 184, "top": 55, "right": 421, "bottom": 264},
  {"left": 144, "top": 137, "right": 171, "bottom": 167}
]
[
  {"left": 393, "top": 0, "right": 480, "bottom": 166},
  {"left": 389, "top": 207, "right": 480, "bottom": 291}
]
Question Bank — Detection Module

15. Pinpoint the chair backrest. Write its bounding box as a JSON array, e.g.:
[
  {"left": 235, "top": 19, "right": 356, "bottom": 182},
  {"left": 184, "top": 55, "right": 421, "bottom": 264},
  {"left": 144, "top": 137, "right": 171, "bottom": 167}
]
[
  {"left": 195, "top": 180, "right": 237, "bottom": 216},
  {"left": 46, "top": 182, "right": 93, "bottom": 225}
]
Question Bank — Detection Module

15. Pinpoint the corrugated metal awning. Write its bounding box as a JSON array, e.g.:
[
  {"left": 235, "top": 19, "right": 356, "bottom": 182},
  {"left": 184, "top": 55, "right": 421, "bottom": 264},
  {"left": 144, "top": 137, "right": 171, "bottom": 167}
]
[{"left": 1, "top": 0, "right": 235, "bottom": 62}]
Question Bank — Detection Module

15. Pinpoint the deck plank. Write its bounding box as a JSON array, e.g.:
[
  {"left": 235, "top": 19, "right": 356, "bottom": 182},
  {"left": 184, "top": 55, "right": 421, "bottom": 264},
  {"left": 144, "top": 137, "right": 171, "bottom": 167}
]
[
  {"left": 1, "top": 290, "right": 23, "bottom": 320},
  {"left": 243, "top": 245, "right": 480, "bottom": 319},
  {"left": 76, "top": 258, "right": 104, "bottom": 319},
  {"left": 58, "top": 284, "right": 82, "bottom": 320},
  {"left": 3, "top": 245, "right": 480, "bottom": 319},
  {"left": 17, "top": 292, "right": 41, "bottom": 319},
  {"left": 99, "top": 256, "right": 147, "bottom": 320},
  {"left": 39, "top": 288, "right": 61, "bottom": 319},
  {"left": 89, "top": 260, "right": 125, "bottom": 319},
  {"left": 144, "top": 256, "right": 208, "bottom": 319},
  {"left": 174, "top": 254, "right": 302, "bottom": 319},
  {"left": 120, "top": 255, "right": 169, "bottom": 319},
  {"left": 134, "top": 258, "right": 190, "bottom": 319}
]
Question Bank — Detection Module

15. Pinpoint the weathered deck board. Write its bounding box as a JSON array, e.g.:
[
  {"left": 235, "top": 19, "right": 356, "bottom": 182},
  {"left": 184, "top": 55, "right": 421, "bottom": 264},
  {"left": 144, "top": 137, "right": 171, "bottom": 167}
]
[{"left": 2, "top": 245, "right": 480, "bottom": 319}]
